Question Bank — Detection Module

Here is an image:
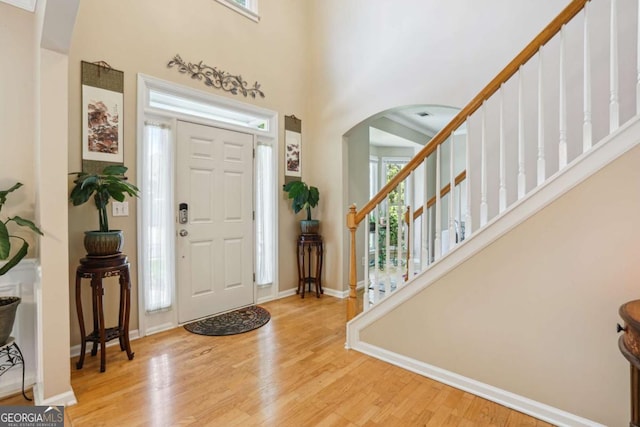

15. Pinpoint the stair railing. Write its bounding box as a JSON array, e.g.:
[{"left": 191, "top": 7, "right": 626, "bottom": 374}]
[{"left": 347, "top": 0, "right": 639, "bottom": 320}]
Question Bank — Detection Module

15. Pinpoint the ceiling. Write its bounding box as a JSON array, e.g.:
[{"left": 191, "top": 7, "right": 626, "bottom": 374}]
[
  {"left": 385, "top": 105, "right": 459, "bottom": 138},
  {"left": 369, "top": 105, "right": 460, "bottom": 149}
]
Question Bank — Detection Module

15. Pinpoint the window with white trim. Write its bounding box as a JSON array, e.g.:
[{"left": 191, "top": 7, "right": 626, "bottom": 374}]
[{"left": 215, "top": 0, "right": 260, "bottom": 22}]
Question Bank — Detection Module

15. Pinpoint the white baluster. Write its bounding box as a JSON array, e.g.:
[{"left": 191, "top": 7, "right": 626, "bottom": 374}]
[
  {"left": 373, "top": 204, "right": 380, "bottom": 305},
  {"left": 559, "top": 25, "right": 568, "bottom": 169},
  {"left": 434, "top": 145, "right": 442, "bottom": 260},
  {"left": 610, "top": 0, "right": 620, "bottom": 132},
  {"left": 407, "top": 171, "right": 415, "bottom": 281},
  {"left": 421, "top": 157, "right": 429, "bottom": 269},
  {"left": 537, "top": 48, "right": 546, "bottom": 185},
  {"left": 396, "top": 181, "right": 403, "bottom": 289},
  {"left": 449, "top": 133, "right": 456, "bottom": 248},
  {"left": 480, "top": 103, "right": 488, "bottom": 227},
  {"left": 363, "top": 212, "right": 370, "bottom": 311},
  {"left": 464, "top": 118, "right": 472, "bottom": 238},
  {"left": 518, "top": 66, "right": 526, "bottom": 199},
  {"left": 384, "top": 197, "right": 391, "bottom": 298},
  {"left": 499, "top": 86, "right": 507, "bottom": 213},
  {"left": 583, "top": 2, "right": 592, "bottom": 152},
  {"left": 637, "top": 0, "right": 640, "bottom": 115}
]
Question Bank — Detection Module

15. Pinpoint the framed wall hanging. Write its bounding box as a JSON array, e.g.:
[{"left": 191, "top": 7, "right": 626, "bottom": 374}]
[
  {"left": 284, "top": 115, "right": 302, "bottom": 183},
  {"left": 81, "top": 61, "right": 125, "bottom": 174}
]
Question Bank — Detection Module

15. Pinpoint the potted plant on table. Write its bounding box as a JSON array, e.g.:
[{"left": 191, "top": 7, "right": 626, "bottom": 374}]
[
  {"left": 70, "top": 165, "right": 140, "bottom": 256},
  {"left": 0, "top": 182, "right": 43, "bottom": 346},
  {"left": 282, "top": 180, "right": 320, "bottom": 234}
]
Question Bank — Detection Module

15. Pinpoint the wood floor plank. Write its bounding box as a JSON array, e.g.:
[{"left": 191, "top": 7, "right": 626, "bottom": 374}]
[{"left": 0, "top": 295, "right": 554, "bottom": 426}]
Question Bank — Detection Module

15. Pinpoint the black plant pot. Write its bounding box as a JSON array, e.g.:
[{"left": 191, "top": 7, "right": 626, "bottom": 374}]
[{"left": 0, "top": 297, "right": 20, "bottom": 346}]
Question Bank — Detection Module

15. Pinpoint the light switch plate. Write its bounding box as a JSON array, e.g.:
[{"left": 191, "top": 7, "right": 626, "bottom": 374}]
[{"left": 112, "top": 201, "right": 129, "bottom": 217}]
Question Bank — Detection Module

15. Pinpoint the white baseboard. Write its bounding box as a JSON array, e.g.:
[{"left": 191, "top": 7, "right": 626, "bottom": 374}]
[
  {"left": 69, "top": 329, "right": 140, "bottom": 358},
  {"left": 352, "top": 341, "right": 604, "bottom": 427},
  {"left": 277, "top": 288, "right": 298, "bottom": 299},
  {"left": 33, "top": 383, "right": 77, "bottom": 407}
]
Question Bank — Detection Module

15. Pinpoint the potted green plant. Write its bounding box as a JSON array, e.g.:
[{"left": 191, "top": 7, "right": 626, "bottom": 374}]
[
  {"left": 282, "top": 180, "right": 320, "bottom": 234},
  {"left": 0, "top": 182, "right": 43, "bottom": 345},
  {"left": 70, "top": 165, "right": 140, "bottom": 256}
]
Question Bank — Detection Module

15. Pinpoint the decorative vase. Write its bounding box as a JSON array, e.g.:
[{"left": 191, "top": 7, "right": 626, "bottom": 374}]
[
  {"left": 84, "top": 230, "right": 124, "bottom": 256},
  {"left": 0, "top": 297, "right": 20, "bottom": 346},
  {"left": 300, "top": 220, "right": 319, "bottom": 235}
]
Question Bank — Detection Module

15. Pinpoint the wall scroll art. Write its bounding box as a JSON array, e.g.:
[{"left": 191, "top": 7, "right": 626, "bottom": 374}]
[
  {"left": 81, "top": 61, "right": 124, "bottom": 173},
  {"left": 284, "top": 115, "right": 302, "bottom": 181}
]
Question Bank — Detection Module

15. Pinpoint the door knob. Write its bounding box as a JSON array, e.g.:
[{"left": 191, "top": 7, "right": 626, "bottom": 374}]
[{"left": 179, "top": 229, "right": 189, "bottom": 237}]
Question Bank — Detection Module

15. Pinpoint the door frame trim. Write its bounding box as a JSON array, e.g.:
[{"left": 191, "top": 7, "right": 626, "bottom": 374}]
[{"left": 136, "top": 74, "right": 279, "bottom": 336}]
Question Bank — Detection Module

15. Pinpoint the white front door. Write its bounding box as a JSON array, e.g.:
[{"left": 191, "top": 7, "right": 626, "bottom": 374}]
[{"left": 176, "top": 121, "right": 254, "bottom": 324}]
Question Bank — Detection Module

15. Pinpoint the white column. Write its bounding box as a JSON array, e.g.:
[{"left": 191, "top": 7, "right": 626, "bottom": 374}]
[{"left": 583, "top": 2, "right": 593, "bottom": 152}]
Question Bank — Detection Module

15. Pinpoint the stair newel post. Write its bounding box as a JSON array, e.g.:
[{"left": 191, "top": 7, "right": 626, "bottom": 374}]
[
  {"left": 434, "top": 144, "right": 442, "bottom": 259},
  {"left": 537, "top": 48, "right": 546, "bottom": 186},
  {"left": 559, "top": 24, "right": 568, "bottom": 169},
  {"left": 499, "top": 85, "right": 507, "bottom": 213},
  {"left": 610, "top": 0, "right": 620, "bottom": 132},
  {"left": 347, "top": 204, "right": 358, "bottom": 321},
  {"left": 464, "top": 118, "right": 472, "bottom": 239},
  {"left": 373, "top": 204, "right": 380, "bottom": 305},
  {"left": 583, "top": 1, "right": 593, "bottom": 152},
  {"left": 517, "top": 65, "right": 526, "bottom": 200}
]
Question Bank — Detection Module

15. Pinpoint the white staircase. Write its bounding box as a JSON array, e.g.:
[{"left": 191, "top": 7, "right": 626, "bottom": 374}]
[{"left": 344, "top": 1, "right": 640, "bottom": 425}]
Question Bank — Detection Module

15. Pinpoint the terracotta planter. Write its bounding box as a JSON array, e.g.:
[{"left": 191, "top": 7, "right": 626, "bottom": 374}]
[
  {"left": 0, "top": 297, "right": 20, "bottom": 346},
  {"left": 84, "top": 230, "right": 124, "bottom": 256}
]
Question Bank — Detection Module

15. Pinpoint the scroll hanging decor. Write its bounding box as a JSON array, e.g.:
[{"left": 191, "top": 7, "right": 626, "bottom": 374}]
[{"left": 168, "top": 54, "right": 265, "bottom": 99}]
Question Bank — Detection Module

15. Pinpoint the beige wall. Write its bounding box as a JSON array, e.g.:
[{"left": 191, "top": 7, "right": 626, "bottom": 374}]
[
  {"left": 68, "top": 0, "right": 310, "bottom": 344},
  {"left": 361, "top": 143, "right": 640, "bottom": 426},
  {"left": 0, "top": 3, "right": 36, "bottom": 240}
]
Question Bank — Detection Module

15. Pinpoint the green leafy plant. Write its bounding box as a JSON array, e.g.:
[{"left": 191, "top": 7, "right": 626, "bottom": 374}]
[
  {"left": 0, "top": 183, "right": 43, "bottom": 276},
  {"left": 70, "top": 165, "right": 140, "bottom": 232},
  {"left": 282, "top": 180, "right": 319, "bottom": 221}
]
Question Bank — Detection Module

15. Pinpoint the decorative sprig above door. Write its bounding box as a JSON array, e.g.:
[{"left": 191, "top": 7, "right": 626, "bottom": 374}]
[{"left": 168, "top": 54, "right": 265, "bottom": 99}]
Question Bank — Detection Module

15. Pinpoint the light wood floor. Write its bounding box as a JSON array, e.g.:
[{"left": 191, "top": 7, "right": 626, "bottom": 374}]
[{"left": 0, "top": 295, "right": 552, "bottom": 426}]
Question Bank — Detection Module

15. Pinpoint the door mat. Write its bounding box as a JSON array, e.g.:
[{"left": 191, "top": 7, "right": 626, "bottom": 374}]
[{"left": 183, "top": 305, "right": 270, "bottom": 336}]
